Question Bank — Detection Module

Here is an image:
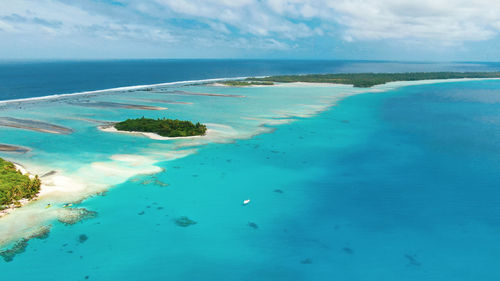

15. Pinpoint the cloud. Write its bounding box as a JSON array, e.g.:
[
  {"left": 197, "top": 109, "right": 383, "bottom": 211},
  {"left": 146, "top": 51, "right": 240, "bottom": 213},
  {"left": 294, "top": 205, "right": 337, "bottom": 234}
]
[
  {"left": 0, "top": 0, "right": 176, "bottom": 42},
  {"left": 152, "top": 0, "right": 320, "bottom": 39},
  {"left": 331, "top": 0, "right": 500, "bottom": 43},
  {"left": 2, "top": 0, "right": 500, "bottom": 58},
  {"left": 133, "top": 0, "right": 500, "bottom": 44}
]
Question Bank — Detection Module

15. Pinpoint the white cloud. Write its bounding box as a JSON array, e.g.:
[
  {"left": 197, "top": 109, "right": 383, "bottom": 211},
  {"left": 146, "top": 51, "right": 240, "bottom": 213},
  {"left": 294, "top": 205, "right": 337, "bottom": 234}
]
[
  {"left": 3, "top": 0, "right": 500, "bottom": 54},
  {"left": 148, "top": 0, "right": 500, "bottom": 44},
  {"left": 0, "top": 0, "right": 176, "bottom": 42},
  {"left": 331, "top": 0, "right": 500, "bottom": 43},
  {"left": 152, "top": 0, "right": 319, "bottom": 39}
]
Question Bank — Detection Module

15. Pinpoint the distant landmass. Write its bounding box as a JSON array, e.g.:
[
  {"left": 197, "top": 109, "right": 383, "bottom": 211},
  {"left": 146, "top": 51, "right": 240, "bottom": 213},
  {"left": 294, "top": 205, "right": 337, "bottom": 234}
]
[{"left": 248, "top": 72, "right": 500, "bottom": 87}]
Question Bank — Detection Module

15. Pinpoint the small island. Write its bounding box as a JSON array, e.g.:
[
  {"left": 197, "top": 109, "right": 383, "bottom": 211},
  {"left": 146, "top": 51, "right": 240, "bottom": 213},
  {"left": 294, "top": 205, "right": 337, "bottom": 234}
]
[
  {"left": 114, "top": 117, "right": 207, "bottom": 137},
  {"left": 0, "top": 158, "right": 41, "bottom": 210},
  {"left": 222, "top": 81, "right": 274, "bottom": 86}
]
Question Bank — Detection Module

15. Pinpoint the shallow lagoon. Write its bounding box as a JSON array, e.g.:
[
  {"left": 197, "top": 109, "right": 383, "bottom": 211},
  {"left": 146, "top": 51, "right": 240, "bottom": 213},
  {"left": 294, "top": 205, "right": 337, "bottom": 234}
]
[
  {"left": 0, "top": 82, "right": 367, "bottom": 244},
  {"left": 2, "top": 80, "right": 500, "bottom": 280}
]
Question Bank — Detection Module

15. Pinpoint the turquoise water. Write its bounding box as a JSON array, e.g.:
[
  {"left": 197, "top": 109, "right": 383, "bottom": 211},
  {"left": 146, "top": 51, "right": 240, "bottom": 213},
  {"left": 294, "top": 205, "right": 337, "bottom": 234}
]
[{"left": 2, "top": 80, "right": 500, "bottom": 280}]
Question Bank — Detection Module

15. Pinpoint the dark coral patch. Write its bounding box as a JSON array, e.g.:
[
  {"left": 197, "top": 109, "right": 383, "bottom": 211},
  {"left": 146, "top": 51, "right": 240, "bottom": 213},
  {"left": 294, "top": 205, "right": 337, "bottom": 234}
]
[
  {"left": 0, "top": 225, "right": 51, "bottom": 262},
  {"left": 0, "top": 239, "right": 28, "bottom": 262},
  {"left": 78, "top": 234, "right": 88, "bottom": 243},
  {"left": 248, "top": 222, "right": 259, "bottom": 229},
  {"left": 405, "top": 254, "right": 421, "bottom": 266},
  {"left": 300, "top": 258, "right": 312, "bottom": 264},
  {"left": 343, "top": 247, "right": 353, "bottom": 254},
  {"left": 174, "top": 216, "right": 197, "bottom": 227}
]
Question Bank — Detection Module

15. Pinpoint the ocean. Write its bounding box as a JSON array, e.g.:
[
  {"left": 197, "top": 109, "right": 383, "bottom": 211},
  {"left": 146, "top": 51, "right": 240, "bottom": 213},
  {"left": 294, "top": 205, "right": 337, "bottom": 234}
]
[
  {"left": 2, "top": 59, "right": 500, "bottom": 101},
  {"left": 1, "top": 60, "right": 500, "bottom": 280}
]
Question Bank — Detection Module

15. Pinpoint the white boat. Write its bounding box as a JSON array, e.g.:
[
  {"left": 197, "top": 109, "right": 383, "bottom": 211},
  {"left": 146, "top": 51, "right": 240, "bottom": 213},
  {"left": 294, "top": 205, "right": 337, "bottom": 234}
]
[{"left": 243, "top": 199, "right": 251, "bottom": 205}]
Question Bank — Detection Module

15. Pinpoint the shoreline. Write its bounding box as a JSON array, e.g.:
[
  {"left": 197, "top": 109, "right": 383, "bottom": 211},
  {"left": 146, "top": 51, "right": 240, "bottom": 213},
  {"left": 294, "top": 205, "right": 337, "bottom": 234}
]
[
  {"left": 211, "top": 78, "right": 500, "bottom": 91},
  {"left": 98, "top": 124, "right": 208, "bottom": 140},
  {"left": 0, "top": 163, "right": 41, "bottom": 218}
]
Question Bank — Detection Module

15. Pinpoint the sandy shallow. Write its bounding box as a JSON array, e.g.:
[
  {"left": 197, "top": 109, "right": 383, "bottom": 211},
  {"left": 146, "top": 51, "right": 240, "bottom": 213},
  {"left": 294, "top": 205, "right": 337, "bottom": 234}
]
[
  {"left": 0, "top": 117, "right": 73, "bottom": 135},
  {"left": 0, "top": 153, "right": 165, "bottom": 246},
  {"left": 0, "top": 122, "right": 244, "bottom": 246},
  {"left": 98, "top": 124, "right": 208, "bottom": 140},
  {"left": 0, "top": 144, "right": 30, "bottom": 153}
]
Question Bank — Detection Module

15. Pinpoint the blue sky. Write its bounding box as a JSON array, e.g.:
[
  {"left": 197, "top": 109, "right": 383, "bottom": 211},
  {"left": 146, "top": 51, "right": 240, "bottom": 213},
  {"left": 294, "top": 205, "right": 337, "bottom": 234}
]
[{"left": 1, "top": 0, "right": 500, "bottom": 61}]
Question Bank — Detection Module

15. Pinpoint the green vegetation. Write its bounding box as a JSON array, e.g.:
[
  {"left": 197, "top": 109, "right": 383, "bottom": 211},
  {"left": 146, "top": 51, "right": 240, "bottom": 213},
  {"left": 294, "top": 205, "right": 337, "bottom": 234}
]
[
  {"left": 0, "top": 158, "right": 41, "bottom": 209},
  {"left": 249, "top": 72, "right": 500, "bottom": 88},
  {"left": 115, "top": 117, "right": 207, "bottom": 137},
  {"left": 222, "top": 80, "right": 274, "bottom": 86}
]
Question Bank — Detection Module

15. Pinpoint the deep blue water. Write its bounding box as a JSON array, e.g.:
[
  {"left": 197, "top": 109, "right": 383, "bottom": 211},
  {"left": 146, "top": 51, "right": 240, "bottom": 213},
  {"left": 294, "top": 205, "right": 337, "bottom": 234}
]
[{"left": 2, "top": 59, "right": 500, "bottom": 101}]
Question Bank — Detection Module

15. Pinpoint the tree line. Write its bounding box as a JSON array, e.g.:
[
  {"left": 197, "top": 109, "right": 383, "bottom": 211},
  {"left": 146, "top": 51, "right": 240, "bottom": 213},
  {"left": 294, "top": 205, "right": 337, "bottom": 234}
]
[
  {"left": 248, "top": 72, "right": 500, "bottom": 87},
  {"left": 115, "top": 117, "right": 207, "bottom": 137},
  {"left": 0, "top": 158, "right": 41, "bottom": 209}
]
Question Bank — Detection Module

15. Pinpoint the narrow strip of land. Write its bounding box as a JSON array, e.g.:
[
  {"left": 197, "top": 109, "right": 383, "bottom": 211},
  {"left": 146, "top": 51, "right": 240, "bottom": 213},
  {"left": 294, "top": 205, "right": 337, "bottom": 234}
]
[{"left": 247, "top": 72, "right": 500, "bottom": 87}]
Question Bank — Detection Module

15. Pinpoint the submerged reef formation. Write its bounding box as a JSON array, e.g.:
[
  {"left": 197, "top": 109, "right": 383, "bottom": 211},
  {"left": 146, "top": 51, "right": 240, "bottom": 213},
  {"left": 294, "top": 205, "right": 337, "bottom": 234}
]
[
  {"left": 405, "top": 254, "right": 421, "bottom": 266},
  {"left": 342, "top": 247, "right": 353, "bottom": 254},
  {"left": 174, "top": 216, "right": 197, "bottom": 227},
  {"left": 0, "top": 117, "right": 73, "bottom": 134},
  {"left": 57, "top": 208, "right": 98, "bottom": 225},
  {"left": 0, "top": 144, "right": 30, "bottom": 153},
  {"left": 137, "top": 176, "right": 169, "bottom": 187},
  {"left": 300, "top": 258, "right": 312, "bottom": 264},
  {"left": 248, "top": 222, "right": 259, "bottom": 229},
  {"left": 0, "top": 225, "right": 51, "bottom": 262},
  {"left": 140, "top": 99, "right": 193, "bottom": 105},
  {"left": 0, "top": 158, "right": 41, "bottom": 209},
  {"left": 163, "top": 90, "right": 245, "bottom": 98},
  {"left": 115, "top": 117, "right": 207, "bottom": 137},
  {"left": 0, "top": 239, "right": 29, "bottom": 262},
  {"left": 71, "top": 101, "right": 167, "bottom": 111},
  {"left": 249, "top": 72, "right": 500, "bottom": 87},
  {"left": 78, "top": 234, "right": 88, "bottom": 243}
]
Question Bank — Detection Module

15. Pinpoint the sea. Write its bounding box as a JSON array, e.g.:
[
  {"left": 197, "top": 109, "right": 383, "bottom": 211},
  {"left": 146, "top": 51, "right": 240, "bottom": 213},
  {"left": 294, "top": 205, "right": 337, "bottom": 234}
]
[{"left": 1, "top": 60, "right": 500, "bottom": 281}]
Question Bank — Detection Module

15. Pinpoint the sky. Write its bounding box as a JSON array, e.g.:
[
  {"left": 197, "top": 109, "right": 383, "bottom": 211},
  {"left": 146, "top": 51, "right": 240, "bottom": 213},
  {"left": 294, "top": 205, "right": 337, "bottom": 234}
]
[{"left": 1, "top": 0, "right": 500, "bottom": 61}]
